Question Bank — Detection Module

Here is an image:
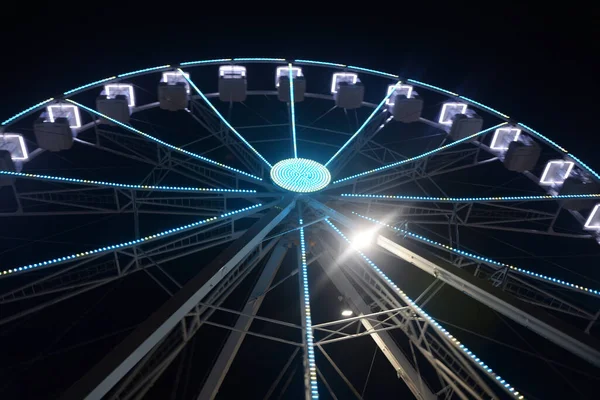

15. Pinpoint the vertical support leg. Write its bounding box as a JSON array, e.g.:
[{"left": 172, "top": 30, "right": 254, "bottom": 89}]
[{"left": 197, "top": 242, "right": 289, "bottom": 399}]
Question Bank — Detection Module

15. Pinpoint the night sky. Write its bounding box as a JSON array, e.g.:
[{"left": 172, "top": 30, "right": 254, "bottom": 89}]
[{"left": 1, "top": 9, "right": 599, "bottom": 400}]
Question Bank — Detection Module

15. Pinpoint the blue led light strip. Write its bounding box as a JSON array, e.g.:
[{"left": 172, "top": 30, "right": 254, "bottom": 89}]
[
  {"left": 65, "top": 100, "right": 261, "bottom": 181},
  {"left": 1, "top": 98, "right": 54, "bottom": 126},
  {"left": 352, "top": 212, "right": 600, "bottom": 297},
  {"left": 294, "top": 59, "right": 346, "bottom": 68},
  {"left": 64, "top": 76, "right": 117, "bottom": 96},
  {"left": 299, "top": 218, "right": 319, "bottom": 399},
  {"left": 233, "top": 58, "right": 286, "bottom": 62},
  {"left": 118, "top": 65, "right": 171, "bottom": 78},
  {"left": 325, "top": 219, "right": 525, "bottom": 399},
  {"left": 325, "top": 82, "right": 401, "bottom": 167},
  {"left": 0, "top": 169, "right": 256, "bottom": 193},
  {"left": 517, "top": 123, "right": 568, "bottom": 153},
  {"left": 180, "top": 59, "right": 232, "bottom": 66},
  {"left": 407, "top": 79, "right": 458, "bottom": 97},
  {"left": 178, "top": 69, "right": 273, "bottom": 169},
  {"left": 347, "top": 65, "right": 398, "bottom": 79},
  {"left": 1, "top": 204, "right": 263, "bottom": 277},
  {"left": 458, "top": 95, "right": 510, "bottom": 119},
  {"left": 333, "top": 122, "right": 507, "bottom": 184},
  {"left": 568, "top": 154, "right": 600, "bottom": 181},
  {"left": 341, "top": 193, "right": 600, "bottom": 203},
  {"left": 288, "top": 63, "right": 298, "bottom": 158}
]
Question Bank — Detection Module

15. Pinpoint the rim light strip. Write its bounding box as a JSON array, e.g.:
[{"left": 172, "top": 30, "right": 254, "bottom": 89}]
[
  {"left": 517, "top": 123, "right": 568, "bottom": 153},
  {"left": 333, "top": 122, "right": 507, "bottom": 184},
  {"left": 65, "top": 100, "right": 261, "bottom": 181},
  {"left": 347, "top": 65, "right": 398, "bottom": 79},
  {"left": 180, "top": 59, "right": 232, "bottom": 66},
  {"left": 1, "top": 98, "right": 54, "bottom": 126},
  {"left": 299, "top": 218, "right": 319, "bottom": 399},
  {"left": 288, "top": 63, "right": 298, "bottom": 158},
  {"left": 294, "top": 59, "right": 346, "bottom": 68},
  {"left": 64, "top": 76, "right": 116, "bottom": 96},
  {"left": 178, "top": 69, "right": 273, "bottom": 169},
  {"left": 325, "top": 82, "right": 401, "bottom": 167},
  {"left": 1, "top": 204, "right": 263, "bottom": 277},
  {"left": 0, "top": 170, "right": 255, "bottom": 193},
  {"left": 118, "top": 65, "right": 171, "bottom": 78},
  {"left": 325, "top": 219, "right": 525, "bottom": 399},
  {"left": 353, "top": 212, "right": 600, "bottom": 297},
  {"left": 341, "top": 193, "right": 600, "bottom": 203}
]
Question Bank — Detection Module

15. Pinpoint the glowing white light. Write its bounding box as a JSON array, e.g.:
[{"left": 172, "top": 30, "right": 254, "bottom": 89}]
[
  {"left": 386, "top": 84, "right": 414, "bottom": 105},
  {"left": 491, "top": 127, "right": 521, "bottom": 150},
  {"left": 584, "top": 204, "right": 600, "bottom": 230},
  {"left": 350, "top": 228, "right": 378, "bottom": 249},
  {"left": 47, "top": 104, "right": 82, "bottom": 128},
  {"left": 0, "top": 134, "right": 28, "bottom": 160},
  {"left": 540, "top": 160, "right": 574, "bottom": 185},
  {"left": 104, "top": 84, "right": 135, "bottom": 107},
  {"left": 341, "top": 309, "right": 353, "bottom": 317},
  {"left": 270, "top": 158, "right": 331, "bottom": 193},
  {"left": 219, "top": 65, "right": 246, "bottom": 78},
  {"left": 275, "top": 66, "right": 303, "bottom": 87},
  {"left": 330, "top": 73, "right": 358, "bottom": 94},
  {"left": 162, "top": 71, "right": 190, "bottom": 93},
  {"left": 439, "top": 102, "right": 468, "bottom": 125}
]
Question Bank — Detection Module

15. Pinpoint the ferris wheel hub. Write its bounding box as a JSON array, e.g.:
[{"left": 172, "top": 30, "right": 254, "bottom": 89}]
[{"left": 270, "top": 158, "right": 331, "bottom": 193}]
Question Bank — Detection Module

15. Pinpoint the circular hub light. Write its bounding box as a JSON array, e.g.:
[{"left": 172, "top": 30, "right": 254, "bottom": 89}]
[{"left": 270, "top": 158, "right": 331, "bottom": 193}]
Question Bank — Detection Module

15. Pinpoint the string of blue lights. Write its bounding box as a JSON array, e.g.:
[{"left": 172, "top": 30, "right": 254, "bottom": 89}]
[
  {"left": 325, "top": 219, "right": 525, "bottom": 399},
  {"left": 340, "top": 193, "right": 600, "bottom": 203}
]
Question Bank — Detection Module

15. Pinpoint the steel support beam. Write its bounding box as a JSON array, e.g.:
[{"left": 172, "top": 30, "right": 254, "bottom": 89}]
[
  {"left": 60, "top": 197, "right": 295, "bottom": 400},
  {"left": 197, "top": 242, "right": 289, "bottom": 399},
  {"left": 317, "top": 246, "right": 437, "bottom": 400}
]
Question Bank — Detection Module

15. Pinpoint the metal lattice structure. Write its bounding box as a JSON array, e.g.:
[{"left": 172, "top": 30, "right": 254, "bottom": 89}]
[{"left": 1, "top": 58, "right": 600, "bottom": 400}]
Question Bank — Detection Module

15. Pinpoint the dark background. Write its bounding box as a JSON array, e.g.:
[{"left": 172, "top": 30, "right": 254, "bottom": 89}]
[{"left": 1, "top": 9, "right": 599, "bottom": 400}]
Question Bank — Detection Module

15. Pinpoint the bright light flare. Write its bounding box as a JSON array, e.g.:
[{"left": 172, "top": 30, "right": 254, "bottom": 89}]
[
  {"left": 341, "top": 309, "right": 353, "bottom": 317},
  {"left": 350, "top": 227, "right": 379, "bottom": 249}
]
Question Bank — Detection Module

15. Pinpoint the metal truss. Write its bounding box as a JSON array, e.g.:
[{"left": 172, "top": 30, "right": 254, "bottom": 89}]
[
  {"left": 306, "top": 199, "right": 600, "bottom": 368},
  {"left": 317, "top": 239, "right": 502, "bottom": 400},
  {"left": 107, "top": 238, "right": 284, "bottom": 400},
  {"left": 60, "top": 198, "right": 295, "bottom": 400},
  {"left": 188, "top": 97, "right": 266, "bottom": 178},
  {"left": 0, "top": 217, "right": 246, "bottom": 325}
]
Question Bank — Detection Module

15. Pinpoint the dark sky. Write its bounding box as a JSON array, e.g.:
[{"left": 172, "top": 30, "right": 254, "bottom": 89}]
[{"left": 1, "top": 9, "right": 599, "bottom": 400}]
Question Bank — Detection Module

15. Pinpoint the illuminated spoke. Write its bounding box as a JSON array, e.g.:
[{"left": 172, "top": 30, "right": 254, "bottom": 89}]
[
  {"left": 288, "top": 63, "right": 298, "bottom": 158},
  {"left": 325, "top": 219, "right": 525, "bottom": 400},
  {"left": 298, "top": 216, "right": 319, "bottom": 399},
  {"left": 352, "top": 212, "right": 600, "bottom": 297},
  {"left": 65, "top": 100, "right": 262, "bottom": 181},
  {"left": 0, "top": 203, "right": 266, "bottom": 278},
  {"left": 324, "top": 82, "right": 401, "bottom": 167},
  {"left": 178, "top": 69, "right": 273, "bottom": 169},
  {"left": 332, "top": 122, "right": 507, "bottom": 184},
  {"left": 340, "top": 193, "right": 600, "bottom": 203},
  {"left": 0, "top": 170, "right": 257, "bottom": 194}
]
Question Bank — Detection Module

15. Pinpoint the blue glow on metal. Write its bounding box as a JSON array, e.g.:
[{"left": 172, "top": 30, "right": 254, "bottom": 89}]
[
  {"left": 118, "top": 65, "right": 171, "bottom": 78},
  {"left": 180, "top": 59, "right": 232, "bottom": 66},
  {"left": 63, "top": 76, "right": 116, "bottom": 95},
  {"left": 1, "top": 98, "right": 54, "bottom": 126},
  {"left": 407, "top": 79, "right": 458, "bottom": 97},
  {"left": 178, "top": 69, "right": 273, "bottom": 169},
  {"left": 299, "top": 218, "right": 319, "bottom": 399},
  {"left": 294, "top": 59, "right": 346, "bottom": 68},
  {"left": 233, "top": 58, "right": 286, "bottom": 62},
  {"left": 288, "top": 63, "right": 298, "bottom": 158},
  {"left": 567, "top": 153, "right": 600, "bottom": 181},
  {"left": 325, "top": 82, "right": 400, "bottom": 167},
  {"left": 517, "top": 123, "right": 568, "bottom": 153},
  {"left": 66, "top": 100, "right": 261, "bottom": 181},
  {"left": 352, "top": 212, "right": 600, "bottom": 298},
  {"left": 1, "top": 204, "right": 263, "bottom": 277},
  {"left": 347, "top": 65, "right": 398, "bottom": 79},
  {"left": 333, "top": 122, "right": 507, "bottom": 184},
  {"left": 270, "top": 158, "right": 331, "bottom": 193},
  {"left": 458, "top": 95, "right": 510, "bottom": 119},
  {"left": 325, "top": 219, "right": 525, "bottom": 399},
  {"left": 341, "top": 193, "right": 600, "bottom": 202},
  {"left": 0, "top": 170, "right": 256, "bottom": 193}
]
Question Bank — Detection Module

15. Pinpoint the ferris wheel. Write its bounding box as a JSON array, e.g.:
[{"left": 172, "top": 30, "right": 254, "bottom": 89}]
[{"left": 1, "top": 57, "right": 599, "bottom": 400}]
